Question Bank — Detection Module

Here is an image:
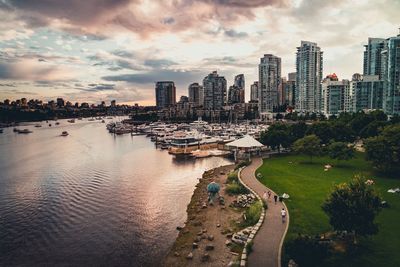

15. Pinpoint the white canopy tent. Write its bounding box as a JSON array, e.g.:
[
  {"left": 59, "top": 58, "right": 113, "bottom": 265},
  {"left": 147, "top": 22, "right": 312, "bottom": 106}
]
[{"left": 226, "top": 135, "right": 264, "bottom": 161}]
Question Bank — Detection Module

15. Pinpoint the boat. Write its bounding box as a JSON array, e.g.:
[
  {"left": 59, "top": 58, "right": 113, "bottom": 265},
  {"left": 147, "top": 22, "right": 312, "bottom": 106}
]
[
  {"left": 101, "top": 120, "right": 105, "bottom": 123},
  {"left": 34, "top": 124, "right": 42, "bottom": 128},
  {"left": 61, "top": 131, "right": 69, "bottom": 136},
  {"left": 13, "top": 128, "right": 19, "bottom": 132},
  {"left": 67, "top": 119, "right": 75, "bottom": 123},
  {"left": 49, "top": 124, "right": 52, "bottom": 127},
  {"left": 168, "top": 131, "right": 219, "bottom": 155},
  {"left": 88, "top": 118, "right": 95, "bottom": 121},
  {"left": 55, "top": 122, "right": 60, "bottom": 125},
  {"left": 18, "top": 129, "right": 33, "bottom": 134}
]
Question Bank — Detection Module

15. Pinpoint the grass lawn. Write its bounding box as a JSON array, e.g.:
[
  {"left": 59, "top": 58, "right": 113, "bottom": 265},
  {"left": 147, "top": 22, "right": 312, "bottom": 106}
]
[{"left": 256, "top": 153, "right": 400, "bottom": 267}]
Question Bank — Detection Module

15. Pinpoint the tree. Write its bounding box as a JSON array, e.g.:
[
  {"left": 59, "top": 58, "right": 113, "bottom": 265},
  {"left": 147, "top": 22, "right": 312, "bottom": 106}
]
[
  {"left": 306, "top": 122, "right": 334, "bottom": 144},
  {"left": 289, "top": 122, "right": 308, "bottom": 141},
  {"left": 364, "top": 124, "right": 400, "bottom": 173},
  {"left": 260, "top": 124, "right": 290, "bottom": 153},
  {"left": 322, "top": 176, "right": 382, "bottom": 244},
  {"left": 292, "top": 134, "right": 322, "bottom": 162},
  {"left": 327, "top": 142, "right": 355, "bottom": 164}
]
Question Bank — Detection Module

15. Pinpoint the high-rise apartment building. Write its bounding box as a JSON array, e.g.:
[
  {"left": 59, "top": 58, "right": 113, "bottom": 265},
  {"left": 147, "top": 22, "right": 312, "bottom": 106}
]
[
  {"left": 295, "top": 41, "right": 323, "bottom": 113},
  {"left": 383, "top": 33, "right": 400, "bottom": 115},
  {"left": 286, "top": 73, "right": 296, "bottom": 106},
  {"left": 234, "top": 74, "right": 245, "bottom": 103},
  {"left": 250, "top": 81, "right": 259, "bottom": 102},
  {"left": 363, "top": 38, "right": 388, "bottom": 79},
  {"left": 188, "top": 83, "right": 204, "bottom": 107},
  {"left": 203, "top": 71, "right": 227, "bottom": 110},
  {"left": 258, "top": 54, "right": 281, "bottom": 113},
  {"left": 155, "top": 81, "right": 176, "bottom": 109},
  {"left": 321, "top": 74, "right": 350, "bottom": 116},
  {"left": 351, "top": 75, "right": 384, "bottom": 112}
]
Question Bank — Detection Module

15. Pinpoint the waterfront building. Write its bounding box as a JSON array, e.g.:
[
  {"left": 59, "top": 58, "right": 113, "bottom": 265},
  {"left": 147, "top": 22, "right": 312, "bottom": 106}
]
[
  {"left": 250, "top": 81, "right": 259, "bottom": 102},
  {"left": 351, "top": 75, "right": 384, "bottom": 112},
  {"left": 155, "top": 81, "right": 176, "bottom": 109},
  {"left": 363, "top": 38, "right": 388, "bottom": 79},
  {"left": 321, "top": 74, "right": 350, "bottom": 117},
  {"left": 382, "top": 32, "right": 400, "bottom": 115},
  {"left": 258, "top": 54, "right": 281, "bottom": 113},
  {"left": 203, "top": 71, "right": 227, "bottom": 110},
  {"left": 228, "top": 85, "right": 241, "bottom": 105},
  {"left": 295, "top": 41, "right": 323, "bottom": 113},
  {"left": 188, "top": 83, "right": 204, "bottom": 107}
]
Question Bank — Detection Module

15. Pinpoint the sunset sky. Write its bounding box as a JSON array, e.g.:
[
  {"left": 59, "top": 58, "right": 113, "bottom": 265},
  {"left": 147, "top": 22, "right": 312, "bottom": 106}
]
[{"left": 0, "top": 0, "right": 399, "bottom": 105}]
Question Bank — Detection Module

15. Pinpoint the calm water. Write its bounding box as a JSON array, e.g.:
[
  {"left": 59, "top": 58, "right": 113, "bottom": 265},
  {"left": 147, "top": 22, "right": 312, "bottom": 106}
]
[{"left": 0, "top": 119, "right": 232, "bottom": 266}]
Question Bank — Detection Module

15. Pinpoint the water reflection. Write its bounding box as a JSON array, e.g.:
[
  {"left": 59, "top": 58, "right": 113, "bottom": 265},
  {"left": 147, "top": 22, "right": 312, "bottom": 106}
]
[{"left": 0, "top": 119, "right": 232, "bottom": 266}]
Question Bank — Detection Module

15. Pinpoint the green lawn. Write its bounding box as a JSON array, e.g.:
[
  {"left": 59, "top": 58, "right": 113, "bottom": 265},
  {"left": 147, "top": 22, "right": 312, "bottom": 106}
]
[{"left": 256, "top": 153, "right": 400, "bottom": 267}]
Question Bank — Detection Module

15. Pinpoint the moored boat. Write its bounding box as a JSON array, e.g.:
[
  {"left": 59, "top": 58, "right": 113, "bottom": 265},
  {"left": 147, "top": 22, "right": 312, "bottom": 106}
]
[{"left": 61, "top": 131, "right": 69, "bottom": 136}]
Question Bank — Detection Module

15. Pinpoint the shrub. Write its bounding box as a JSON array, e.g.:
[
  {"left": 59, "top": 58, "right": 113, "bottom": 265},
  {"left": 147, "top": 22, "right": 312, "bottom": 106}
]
[
  {"left": 246, "top": 240, "right": 254, "bottom": 254},
  {"left": 243, "top": 201, "right": 262, "bottom": 226},
  {"left": 225, "top": 183, "right": 248, "bottom": 195},
  {"left": 227, "top": 171, "right": 239, "bottom": 184},
  {"left": 286, "top": 234, "right": 330, "bottom": 267},
  {"left": 235, "top": 160, "right": 251, "bottom": 170}
]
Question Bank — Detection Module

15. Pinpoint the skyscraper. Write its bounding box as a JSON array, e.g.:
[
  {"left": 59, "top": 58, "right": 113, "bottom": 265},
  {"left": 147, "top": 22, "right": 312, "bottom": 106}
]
[
  {"left": 295, "top": 41, "right": 323, "bottom": 113},
  {"left": 321, "top": 74, "right": 350, "bottom": 116},
  {"left": 351, "top": 74, "right": 384, "bottom": 112},
  {"left": 383, "top": 33, "right": 400, "bottom": 115},
  {"left": 250, "top": 81, "right": 259, "bottom": 102},
  {"left": 258, "top": 54, "right": 281, "bottom": 113},
  {"left": 234, "top": 74, "right": 245, "bottom": 103},
  {"left": 155, "top": 81, "right": 176, "bottom": 109},
  {"left": 203, "top": 71, "right": 227, "bottom": 110},
  {"left": 286, "top": 73, "right": 296, "bottom": 106},
  {"left": 363, "top": 38, "right": 388, "bottom": 79},
  {"left": 188, "top": 82, "right": 204, "bottom": 107}
]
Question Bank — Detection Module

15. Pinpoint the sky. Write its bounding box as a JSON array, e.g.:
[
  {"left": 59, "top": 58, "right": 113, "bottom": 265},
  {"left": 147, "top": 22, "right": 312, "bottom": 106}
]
[{"left": 0, "top": 0, "right": 399, "bottom": 106}]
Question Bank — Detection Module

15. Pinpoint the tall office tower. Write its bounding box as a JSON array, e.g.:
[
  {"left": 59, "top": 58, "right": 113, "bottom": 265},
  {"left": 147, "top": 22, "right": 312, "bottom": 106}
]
[
  {"left": 258, "top": 54, "right": 281, "bottom": 113},
  {"left": 363, "top": 38, "right": 388, "bottom": 78},
  {"left": 228, "top": 85, "right": 241, "bottom": 105},
  {"left": 350, "top": 75, "right": 384, "bottom": 112},
  {"left": 155, "top": 81, "right": 176, "bottom": 109},
  {"left": 203, "top": 71, "right": 227, "bottom": 110},
  {"left": 188, "top": 82, "right": 204, "bottom": 107},
  {"left": 383, "top": 32, "right": 400, "bottom": 115},
  {"left": 295, "top": 41, "right": 323, "bottom": 113},
  {"left": 234, "top": 74, "right": 245, "bottom": 103},
  {"left": 250, "top": 81, "right": 259, "bottom": 102},
  {"left": 321, "top": 74, "right": 350, "bottom": 117},
  {"left": 287, "top": 73, "right": 296, "bottom": 106}
]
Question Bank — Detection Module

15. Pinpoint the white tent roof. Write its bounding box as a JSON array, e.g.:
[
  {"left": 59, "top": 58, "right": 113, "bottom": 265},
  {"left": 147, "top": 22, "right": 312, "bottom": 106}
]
[{"left": 226, "top": 135, "right": 264, "bottom": 148}]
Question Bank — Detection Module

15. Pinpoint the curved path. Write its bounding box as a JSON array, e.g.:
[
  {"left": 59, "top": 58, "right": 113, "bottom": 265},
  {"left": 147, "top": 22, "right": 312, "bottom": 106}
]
[{"left": 240, "top": 157, "right": 289, "bottom": 267}]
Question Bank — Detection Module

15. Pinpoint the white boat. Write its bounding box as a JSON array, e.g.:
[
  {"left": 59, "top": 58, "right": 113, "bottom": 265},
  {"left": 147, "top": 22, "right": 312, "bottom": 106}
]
[{"left": 18, "top": 129, "right": 33, "bottom": 134}]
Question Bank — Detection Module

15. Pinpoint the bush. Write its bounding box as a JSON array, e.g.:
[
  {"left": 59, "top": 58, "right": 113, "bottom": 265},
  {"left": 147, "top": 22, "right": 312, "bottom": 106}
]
[
  {"left": 286, "top": 235, "right": 330, "bottom": 267},
  {"left": 227, "top": 171, "right": 239, "bottom": 184},
  {"left": 243, "top": 201, "right": 262, "bottom": 226},
  {"left": 235, "top": 160, "right": 251, "bottom": 170},
  {"left": 225, "top": 183, "right": 248, "bottom": 195},
  {"left": 246, "top": 240, "right": 254, "bottom": 254}
]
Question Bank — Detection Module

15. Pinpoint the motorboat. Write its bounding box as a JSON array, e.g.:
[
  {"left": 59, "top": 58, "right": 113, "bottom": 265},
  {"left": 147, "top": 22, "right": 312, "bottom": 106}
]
[
  {"left": 61, "top": 131, "right": 69, "bottom": 136},
  {"left": 34, "top": 124, "right": 42, "bottom": 127},
  {"left": 18, "top": 129, "right": 33, "bottom": 134},
  {"left": 67, "top": 119, "right": 75, "bottom": 123},
  {"left": 55, "top": 122, "right": 60, "bottom": 125}
]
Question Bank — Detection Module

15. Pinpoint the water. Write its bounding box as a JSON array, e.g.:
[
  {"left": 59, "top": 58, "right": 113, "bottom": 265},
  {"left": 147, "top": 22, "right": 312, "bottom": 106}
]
[{"left": 0, "top": 119, "right": 232, "bottom": 266}]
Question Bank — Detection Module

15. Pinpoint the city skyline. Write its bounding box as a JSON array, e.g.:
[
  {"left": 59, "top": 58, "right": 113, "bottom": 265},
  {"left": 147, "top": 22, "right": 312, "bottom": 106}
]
[{"left": 0, "top": 0, "right": 399, "bottom": 105}]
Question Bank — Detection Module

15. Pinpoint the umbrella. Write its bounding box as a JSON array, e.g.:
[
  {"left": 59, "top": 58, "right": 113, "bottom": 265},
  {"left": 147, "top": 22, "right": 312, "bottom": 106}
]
[{"left": 207, "top": 182, "right": 220, "bottom": 194}]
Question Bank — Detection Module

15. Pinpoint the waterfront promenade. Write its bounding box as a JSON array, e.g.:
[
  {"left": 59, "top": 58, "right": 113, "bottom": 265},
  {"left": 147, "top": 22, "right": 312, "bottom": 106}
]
[{"left": 240, "top": 157, "right": 289, "bottom": 267}]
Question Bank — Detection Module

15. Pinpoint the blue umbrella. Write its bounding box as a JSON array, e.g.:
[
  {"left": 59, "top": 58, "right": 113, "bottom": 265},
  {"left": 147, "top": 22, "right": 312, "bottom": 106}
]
[{"left": 207, "top": 182, "right": 220, "bottom": 194}]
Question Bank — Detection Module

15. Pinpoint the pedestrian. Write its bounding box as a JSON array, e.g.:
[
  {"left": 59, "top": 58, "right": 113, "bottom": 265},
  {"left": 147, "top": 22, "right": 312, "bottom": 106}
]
[
  {"left": 267, "top": 190, "right": 271, "bottom": 199},
  {"left": 263, "top": 191, "right": 267, "bottom": 201},
  {"left": 274, "top": 194, "right": 278, "bottom": 204},
  {"left": 281, "top": 208, "right": 286, "bottom": 223}
]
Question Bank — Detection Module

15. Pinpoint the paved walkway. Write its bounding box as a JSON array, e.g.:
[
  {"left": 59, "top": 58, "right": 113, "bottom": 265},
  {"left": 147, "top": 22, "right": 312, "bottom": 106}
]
[{"left": 240, "top": 157, "right": 289, "bottom": 267}]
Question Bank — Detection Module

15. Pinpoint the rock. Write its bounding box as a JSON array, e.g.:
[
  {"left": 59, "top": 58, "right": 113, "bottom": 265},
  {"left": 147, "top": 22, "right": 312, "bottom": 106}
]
[
  {"left": 202, "top": 228, "right": 207, "bottom": 233},
  {"left": 201, "top": 253, "right": 210, "bottom": 262},
  {"left": 194, "top": 236, "right": 201, "bottom": 242},
  {"left": 288, "top": 259, "right": 299, "bottom": 267},
  {"left": 217, "top": 223, "right": 221, "bottom": 228},
  {"left": 225, "top": 240, "right": 232, "bottom": 246},
  {"left": 205, "top": 244, "right": 214, "bottom": 251},
  {"left": 202, "top": 203, "right": 207, "bottom": 209},
  {"left": 174, "top": 252, "right": 180, "bottom": 257},
  {"left": 226, "top": 233, "right": 233, "bottom": 238},
  {"left": 197, "top": 231, "right": 203, "bottom": 236},
  {"left": 192, "top": 221, "right": 202, "bottom": 226},
  {"left": 186, "top": 252, "right": 193, "bottom": 260},
  {"left": 176, "top": 226, "right": 183, "bottom": 230},
  {"left": 182, "top": 229, "right": 189, "bottom": 234},
  {"left": 201, "top": 233, "right": 208, "bottom": 239},
  {"left": 208, "top": 235, "right": 214, "bottom": 241},
  {"left": 192, "top": 242, "right": 199, "bottom": 249}
]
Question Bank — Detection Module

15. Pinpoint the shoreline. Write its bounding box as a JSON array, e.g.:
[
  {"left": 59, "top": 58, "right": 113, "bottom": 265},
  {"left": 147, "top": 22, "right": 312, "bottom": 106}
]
[{"left": 164, "top": 163, "right": 244, "bottom": 266}]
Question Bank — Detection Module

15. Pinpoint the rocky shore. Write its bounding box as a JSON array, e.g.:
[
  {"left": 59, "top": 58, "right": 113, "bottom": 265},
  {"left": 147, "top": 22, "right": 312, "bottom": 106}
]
[{"left": 164, "top": 164, "right": 247, "bottom": 267}]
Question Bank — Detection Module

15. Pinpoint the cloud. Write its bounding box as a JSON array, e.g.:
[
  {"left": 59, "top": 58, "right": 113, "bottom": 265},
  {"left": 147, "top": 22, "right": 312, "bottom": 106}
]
[{"left": 224, "top": 29, "right": 248, "bottom": 38}]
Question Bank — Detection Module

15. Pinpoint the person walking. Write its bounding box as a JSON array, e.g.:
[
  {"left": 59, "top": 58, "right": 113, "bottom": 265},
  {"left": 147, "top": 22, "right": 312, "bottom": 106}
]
[
  {"left": 273, "top": 194, "right": 278, "bottom": 204},
  {"left": 263, "top": 191, "right": 268, "bottom": 201},
  {"left": 281, "top": 208, "right": 286, "bottom": 223},
  {"left": 267, "top": 190, "right": 271, "bottom": 200}
]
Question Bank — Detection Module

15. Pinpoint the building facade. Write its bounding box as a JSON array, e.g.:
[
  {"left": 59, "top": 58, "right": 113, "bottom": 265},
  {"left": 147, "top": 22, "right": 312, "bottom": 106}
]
[
  {"left": 155, "top": 81, "right": 176, "bottom": 109},
  {"left": 188, "top": 82, "right": 204, "bottom": 107},
  {"left": 234, "top": 74, "right": 245, "bottom": 103},
  {"left": 258, "top": 54, "right": 281, "bottom": 113},
  {"left": 363, "top": 38, "right": 388, "bottom": 79},
  {"left": 383, "top": 34, "right": 400, "bottom": 115},
  {"left": 321, "top": 74, "right": 350, "bottom": 117},
  {"left": 351, "top": 75, "right": 384, "bottom": 112},
  {"left": 203, "top": 71, "right": 227, "bottom": 110},
  {"left": 250, "top": 81, "right": 259, "bottom": 102},
  {"left": 295, "top": 41, "right": 323, "bottom": 113}
]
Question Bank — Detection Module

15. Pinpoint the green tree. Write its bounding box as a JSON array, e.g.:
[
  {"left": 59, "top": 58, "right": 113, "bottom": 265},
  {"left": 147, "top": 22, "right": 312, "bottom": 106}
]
[
  {"left": 306, "top": 122, "right": 333, "bottom": 144},
  {"left": 364, "top": 124, "right": 400, "bottom": 173},
  {"left": 260, "top": 124, "right": 290, "bottom": 153},
  {"left": 327, "top": 142, "right": 355, "bottom": 164},
  {"left": 322, "top": 176, "right": 382, "bottom": 244},
  {"left": 292, "top": 134, "right": 321, "bottom": 162}
]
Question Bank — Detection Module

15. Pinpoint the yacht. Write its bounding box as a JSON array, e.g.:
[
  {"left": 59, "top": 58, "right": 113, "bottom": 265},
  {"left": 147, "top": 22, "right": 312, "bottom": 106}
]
[{"left": 168, "top": 131, "right": 219, "bottom": 155}]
